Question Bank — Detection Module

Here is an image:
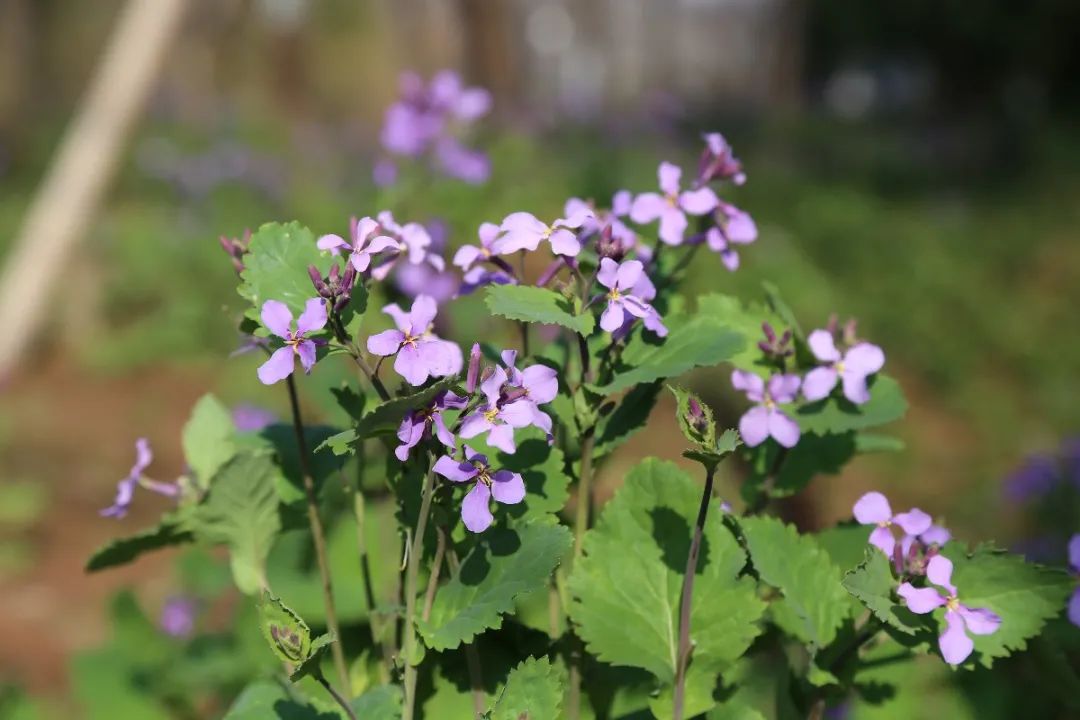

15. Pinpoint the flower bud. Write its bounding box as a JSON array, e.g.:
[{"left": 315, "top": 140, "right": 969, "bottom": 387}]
[
  {"left": 466, "top": 343, "right": 482, "bottom": 394},
  {"left": 596, "top": 225, "right": 625, "bottom": 262},
  {"left": 308, "top": 265, "right": 331, "bottom": 298},
  {"left": 503, "top": 386, "right": 528, "bottom": 404}
]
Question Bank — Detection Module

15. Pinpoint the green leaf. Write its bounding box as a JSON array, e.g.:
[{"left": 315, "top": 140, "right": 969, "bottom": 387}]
[
  {"left": 240, "top": 424, "right": 347, "bottom": 504},
  {"left": 488, "top": 656, "right": 564, "bottom": 720},
  {"left": 696, "top": 292, "right": 785, "bottom": 370},
  {"left": 85, "top": 514, "right": 193, "bottom": 572},
  {"left": 669, "top": 385, "right": 717, "bottom": 449},
  {"left": 291, "top": 634, "right": 336, "bottom": 683},
  {"left": 223, "top": 680, "right": 338, "bottom": 719},
  {"left": 597, "top": 314, "right": 745, "bottom": 395},
  {"left": 816, "top": 524, "right": 876, "bottom": 574},
  {"left": 259, "top": 592, "right": 313, "bottom": 665},
  {"left": 949, "top": 547, "right": 1073, "bottom": 668},
  {"left": 768, "top": 432, "right": 857, "bottom": 498},
  {"left": 592, "top": 381, "right": 661, "bottom": 461},
  {"left": 182, "top": 394, "right": 237, "bottom": 489},
  {"left": 350, "top": 685, "right": 402, "bottom": 719},
  {"left": 842, "top": 550, "right": 927, "bottom": 636},
  {"left": 741, "top": 516, "right": 849, "bottom": 649},
  {"left": 417, "top": 521, "right": 572, "bottom": 651},
  {"left": 855, "top": 433, "right": 906, "bottom": 453},
  {"left": 568, "top": 459, "right": 765, "bottom": 718},
  {"left": 238, "top": 221, "right": 331, "bottom": 319},
  {"left": 189, "top": 453, "right": 282, "bottom": 594},
  {"left": 794, "top": 375, "right": 907, "bottom": 435},
  {"left": 484, "top": 284, "right": 594, "bottom": 334}
]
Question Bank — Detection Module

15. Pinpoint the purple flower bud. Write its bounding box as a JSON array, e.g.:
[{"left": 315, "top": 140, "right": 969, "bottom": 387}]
[
  {"left": 466, "top": 343, "right": 481, "bottom": 393},
  {"left": 308, "top": 265, "right": 330, "bottom": 297},
  {"left": 687, "top": 397, "right": 708, "bottom": 432},
  {"left": 762, "top": 322, "right": 777, "bottom": 344},
  {"left": 503, "top": 386, "right": 529, "bottom": 404}
]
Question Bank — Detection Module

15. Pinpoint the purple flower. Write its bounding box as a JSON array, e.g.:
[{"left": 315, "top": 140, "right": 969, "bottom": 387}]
[
  {"left": 731, "top": 371, "right": 801, "bottom": 448},
  {"left": 1068, "top": 534, "right": 1080, "bottom": 627},
  {"left": 902, "top": 523, "right": 952, "bottom": 557},
  {"left": 395, "top": 261, "right": 459, "bottom": 303},
  {"left": 395, "top": 390, "right": 468, "bottom": 461},
  {"left": 853, "top": 491, "right": 932, "bottom": 556},
  {"left": 596, "top": 258, "right": 667, "bottom": 337},
  {"left": 257, "top": 298, "right": 328, "bottom": 385},
  {"left": 898, "top": 555, "right": 1002, "bottom": 665},
  {"left": 802, "top": 329, "right": 885, "bottom": 405},
  {"left": 434, "top": 136, "right": 491, "bottom": 184},
  {"left": 433, "top": 446, "right": 525, "bottom": 533},
  {"left": 630, "top": 161, "right": 719, "bottom": 246},
  {"left": 316, "top": 216, "right": 400, "bottom": 273},
  {"left": 458, "top": 367, "right": 535, "bottom": 454},
  {"left": 493, "top": 210, "right": 592, "bottom": 257},
  {"left": 101, "top": 439, "right": 179, "bottom": 518},
  {"left": 697, "top": 132, "right": 746, "bottom": 186},
  {"left": 372, "top": 158, "right": 398, "bottom": 187},
  {"left": 369, "top": 211, "right": 446, "bottom": 281},
  {"left": 500, "top": 350, "right": 558, "bottom": 439},
  {"left": 704, "top": 202, "right": 757, "bottom": 271},
  {"left": 566, "top": 195, "right": 646, "bottom": 262},
  {"left": 454, "top": 222, "right": 501, "bottom": 272},
  {"left": 1003, "top": 454, "right": 1059, "bottom": 502},
  {"left": 367, "top": 295, "right": 462, "bottom": 386},
  {"left": 160, "top": 595, "right": 198, "bottom": 638},
  {"left": 231, "top": 404, "right": 278, "bottom": 432}
]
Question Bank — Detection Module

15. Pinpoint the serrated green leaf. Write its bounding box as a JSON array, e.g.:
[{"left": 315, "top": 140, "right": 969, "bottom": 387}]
[
  {"left": 794, "top": 375, "right": 907, "bottom": 435},
  {"left": 417, "top": 521, "right": 572, "bottom": 651},
  {"left": 85, "top": 514, "right": 193, "bottom": 572},
  {"left": 238, "top": 221, "right": 332, "bottom": 319},
  {"left": 592, "top": 381, "right": 661, "bottom": 462},
  {"left": 484, "top": 284, "right": 594, "bottom": 334},
  {"left": 569, "top": 459, "right": 765, "bottom": 717},
  {"left": 189, "top": 453, "right": 282, "bottom": 594},
  {"left": 489, "top": 656, "right": 564, "bottom": 720},
  {"left": 351, "top": 685, "right": 403, "bottom": 718},
  {"left": 842, "top": 550, "right": 927, "bottom": 636},
  {"left": 259, "top": 592, "right": 313, "bottom": 666},
  {"left": 669, "top": 385, "right": 717, "bottom": 449},
  {"left": 949, "top": 547, "right": 1073, "bottom": 668},
  {"left": 816, "top": 524, "right": 876, "bottom": 574},
  {"left": 597, "top": 314, "right": 745, "bottom": 395},
  {"left": 696, "top": 292, "right": 785, "bottom": 370},
  {"left": 223, "top": 680, "right": 337, "bottom": 719},
  {"left": 182, "top": 394, "right": 237, "bottom": 489},
  {"left": 290, "top": 634, "right": 336, "bottom": 682},
  {"left": 741, "top": 516, "right": 849, "bottom": 649}
]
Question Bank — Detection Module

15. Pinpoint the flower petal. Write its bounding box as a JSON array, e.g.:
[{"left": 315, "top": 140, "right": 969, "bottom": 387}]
[
  {"left": 480, "top": 367, "right": 507, "bottom": 406},
  {"left": 260, "top": 300, "right": 293, "bottom": 339},
  {"left": 658, "top": 207, "right": 688, "bottom": 246},
  {"left": 658, "top": 161, "right": 681, "bottom": 196},
  {"left": 722, "top": 205, "right": 758, "bottom": 244},
  {"left": 738, "top": 405, "right": 770, "bottom": 447},
  {"left": 926, "top": 555, "right": 957, "bottom": 596},
  {"left": 316, "top": 233, "right": 349, "bottom": 252},
  {"left": 844, "top": 342, "right": 885, "bottom": 375},
  {"left": 731, "top": 370, "right": 765, "bottom": 402},
  {"left": 868, "top": 525, "right": 896, "bottom": 556},
  {"left": 629, "top": 193, "right": 666, "bottom": 223},
  {"left": 1068, "top": 588, "right": 1080, "bottom": 627},
  {"left": 600, "top": 301, "right": 625, "bottom": 333},
  {"left": 432, "top": 413, "right": 456, "bottom": 448},
  {"left": 257, "top": 346, "right": 296, "bottom": 385},
  {"left": 767, "top": 374, "right": 801, "bottom": 404},
  {"left": 433, "top": 455, "right": 478, "bottom": 483},
  {"left": 295, "top": 340, "right": 318, "bottom": 373},
  {"left": 958, "top": 605, "right": 1001, "bottom": 636},
  {"left": 394, "top": 344, "right": 430, "bottom": 386},
  {"left": 498, "top": 400, "right": 535, "bottom": 428},
  {"left": 458, "top": 412, "right": 492, "bottom": 439},
  {"left": 453, "top": 244, "right": 482, "bottom": 270},
  {"left": 418, "top": 338, "right": 463, "bottom": 378},
  {"left": 548, "top": 228, "right": 581, "bottom": 256},
  {"left": 382, "top": 303, "right": 412, "bottom": 332},
  {"left": 807, "top": 329, "right": 841, "bottom": 363},
  {"left": 461, "top": 482, "right": 494, "bottom": 533},
  {"left": 767, "top": 409, "right": 801, "bottom": 448},
  {"left": 841, "top": 371, "right": 873, "bottom": 405},
  {"left": 679, "top": 186, "right": 719, "bottom": 215},
  {"left": 491, "top": 470, "right": 526, "bottom": 504},
  {"left": 1069, "top": 533, "right": 1080, "bottom": 571},
  {"left": 366, "top": 329, "right": 405, "bottom": 357},
  {"left": 596, "top": 258, "right": 619, "bottom": 289},
  {"left": 853, "top": 491, "right": 893, "bottom": 525},
  {"left": 802, "top": 366, "right": 839, "bottom": 402},
  {"left": 296, "top": 298, "right": 327, "bottom": 334},
  {"left": 615, "top": 260, "right": 644, "bottom": 290},
  {"left": 897, "top": 582, "right": 946, "bottom": 614},
  {"left": 939, "top": 610, "right": 974, "bottom": 665},
  {"left": 521, "top": 364, "right": 558, "bottom": 404},
  {"left": 409, "top": 294, "right": 438, "bottom": 331},
  {"left": 921, "top": 524, "right": 951, "bottom": 547},
  {"left": 486, "top": 424, "right": 517, "bottom": 454},
  {"left": 893, "top": 508, "right": 932, "bottom": 536}
]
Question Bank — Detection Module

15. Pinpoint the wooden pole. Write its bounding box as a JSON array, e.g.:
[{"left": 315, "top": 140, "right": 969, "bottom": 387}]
[{"left": 0, "top": 0, "right": 188, "bottom": 380}]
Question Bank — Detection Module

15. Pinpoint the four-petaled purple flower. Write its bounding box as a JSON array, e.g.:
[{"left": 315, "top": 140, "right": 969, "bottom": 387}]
[
  {"left": 101, "top": 439, "right": 179, "bottom": 518},
  {"left": 630, "top": 161, "right": 719, "bottom": 246},
  {"left": 316, "top": 216, "right": 400, "bottom": 273},
  {"left": 1068, "top": 534, "right": 1080, "bottom": 627},
  {"left": 853, "top": 491, "right": 932, "bottom": 557},
  {"left": 454, "top": 222, "right": 516, "bottom": 296},
  {"left": 596, "top": 258, "right": 667, "bottom": 337},
  {"left": 705, "top": 202, "right": 757, "bottom": 271},
  {"left": 458, "top": 366, "right": 535, "bottom": 454},
  {"left": 731, "top": 371, "right": 802, "bottom": 448},
  {"left": 500, "top": 349, "right": 558, "bottom": 440},
  {"left": 257, "top": 298, "right": 328, "bottom": 385},
  {"left": 901, "top": 523, "right": 951, "bottom": 557},
  {"left": 369, "top": 211, "right": 446, "bottom": 282},
  {"left": 433, "top": 446, "right": 526, "bottom": 533},
  {"left": 802, "top": 329, "right": 885, "bottom": 405},
  {"left": 395, "top": 390, "right": 468, "bottom": 461},
  {"left": 494, "top": 210, "right": 592, "bottom": 257},
  {"left": 366, "top": 295, "right": 462, "bottom": 386},
  {"left": 898, "top": 555, "right": 1002, "bottom": 665}
]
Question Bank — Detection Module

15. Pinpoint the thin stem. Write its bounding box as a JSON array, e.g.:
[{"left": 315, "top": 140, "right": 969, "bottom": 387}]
[
  {"left": 672, "top": 464, "right": 717, "bottom": 720},
  {"left": 747, "top": 446, "right": 788, "bottom": 515},
  {"left": 327, "top": 306, "right": 391, "bottom": 402},
  {"left": 447, "top": 547, "right": 486, "bottom": 717},
  {"left": 351, "top": 460, "right": 391, "bottom": 682},
  {"left": 285, "top": 375, "right": 350, "bottom": 693},
  {"left": 401, "top": 458, "right": 438, "bottom": 720},
  {"left": 573, "top": 431, "right": 595, "bottom": 561},
  {"left": 316, "top": 675, "right": 358, "bottom": 720},
  {"left": 518, "top": 251, "right": 531, "bottom": 356},
  {"left": 422, "top": 526, "right": 448, "bottom": 622}
]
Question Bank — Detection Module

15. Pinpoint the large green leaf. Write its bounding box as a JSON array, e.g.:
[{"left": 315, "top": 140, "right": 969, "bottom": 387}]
[
  {"left": 696, "top": 293, "right": 785, "bottom": 371},
  {"left": 488, "top": 656, "right": 565, "bottom": 720},
  {"left": 592, "top": 381, "right": 661, "bottom": 461},
  {"left": 842, "top": 550, "right": 928, "bottom": 637},
  {"left": 189, "top": 452, "right": 282, "bottom": 594},
  {"left": 794, "top": 375, "right": 907, "bottom": 435},
  {"left": 484, "top": 284, "right": 595, "bottom": 335},
  {"left": 741, "top": 516, "right": 849, "bottom": 649},
  {"left": 949, "top": 547, "right": 1073, "bottom": 668},
  {"left": 350, "top": 685, "right": 402, "bottom": 719},
  {"left": 238, "top": 222, "right": 332, "bottom": 319},
  {"left": 417, "top": 521, "right": 572, "bottom": 651},
  {"left": 596, "top": 314, "right": 745, "bottom": 395},
  {"left": 182, "top": 394, "right": 237, "bottom": 489},
  {"left": 85, "top": 513, "right": 193, "bottom": 571},
  {"left": 568, "top": 459, "right": 765, "bottom": 718},
  {"left": 222, "top": 680, "right": 338, "bottom": 720}
]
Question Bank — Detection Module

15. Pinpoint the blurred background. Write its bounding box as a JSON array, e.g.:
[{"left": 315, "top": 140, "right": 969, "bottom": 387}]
[{"left": 1, "top": 0, "right": 1079, "bottom": 716}]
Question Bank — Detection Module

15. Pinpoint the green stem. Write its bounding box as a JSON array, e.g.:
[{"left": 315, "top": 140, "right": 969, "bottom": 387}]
[
  {"left": 401, "top": 457, "right": 438, "bottom": 720},
  {"left": 351, "top": 460, "right": 391, "bottom": 682},
  {"left": 672, "top": 464, "right": 717, "bottom": 720},
  {"left": 285, "top": 375, "right": 351, "bottom": 694},
  {"left": 446, "top": 547, "right": 486, "bottom": 717},
  {"left": 316, "top": 675, "right": 358, "bottom": 720},
  {"left": 421, "top": 526, "right": 448, "bottom": 622}
]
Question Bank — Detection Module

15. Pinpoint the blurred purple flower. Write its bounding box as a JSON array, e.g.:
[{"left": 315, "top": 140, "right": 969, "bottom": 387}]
[
  {"left": 704, "top": 202, "right": 757, "bottom": 271},
  {"left": 731, "top": 371, "right": 801, "bottom": 448},
  {"left": 630, "top": 162, "right": 718, "bottom": 245},
  {"left": 232, "top": 404, "right": 278, "bottom": 432},
  {"left": 596, "top": 258, "right": 667, "bottom": 337},
  {"left": 396, "top": 390, "right": 468, "bottom": 461},
  {"left": 369, "top": 211, "right": 446, "bottom": 281},
  {"left": 1002, "top": 454, "right": 1059, "bottom": 502},
  {"left": 898, "top": 555, "right": 1001, "bottom": 665},
  {"left": 1068, "top": 534, "right": 1080, "bottom": 627},
  {"left": 697, "top": 132, "right": 746, "bottom": 186},
  {"left": 366, "top": 295, "right": 462, "bottom": 386},
  {"left": 853, "top": 491, "right": 932, "bottom": 556},
  {"left": 160, "top": 595, "right": 198, "bottom": 639},
  {"left": 372, "top": 158, "right": 399, "bottom": 187},
  {"left": 257, "top": 299, "right": 327, "bottom": 385},
  {"left": 433, "top": 446, "right": 525, "bottom": 533},
  {"left": 101, "top": 439, "right": 179, "bottom": 518},
  {"left": 802, "top": 329, "right": 885, "bottom": 405}
]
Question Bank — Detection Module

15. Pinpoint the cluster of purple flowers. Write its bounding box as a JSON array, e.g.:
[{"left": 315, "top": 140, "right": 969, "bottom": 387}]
[
  {"left": 731, "top": 322, "right": 886, "bottom": 449},
  {"left": 852, "top": 491, "right": 1000, "bottom": 665},
  {"left": 377, "top": 70, "right": 492, "bottom": 185}
]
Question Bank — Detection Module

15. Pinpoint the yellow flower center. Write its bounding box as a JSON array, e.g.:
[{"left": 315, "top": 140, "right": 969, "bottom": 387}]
[
  {"left": 945, "top": 596, "right": 960, "bottom": 612},
  {"left": 484, "top": 407, "right": 499, "bottom": 423},
  {"left": 835, "top": 360, "right": 846, "bottom": 373}
]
